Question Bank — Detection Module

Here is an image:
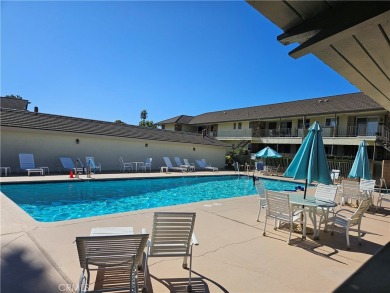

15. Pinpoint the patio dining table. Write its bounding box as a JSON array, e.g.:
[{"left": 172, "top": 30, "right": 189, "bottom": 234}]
[{"left": 289, "top": 194, "right": 337, "bottom": 240}]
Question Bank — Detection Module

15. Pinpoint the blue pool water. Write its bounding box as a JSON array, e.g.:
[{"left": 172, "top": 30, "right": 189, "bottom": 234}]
[{"left": 1, "top": 176, "right": 304, "bottom": 222}]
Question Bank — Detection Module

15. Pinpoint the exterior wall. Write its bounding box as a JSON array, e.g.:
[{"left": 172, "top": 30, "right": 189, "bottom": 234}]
[
  {"left": 162, "top": 124, "right": 175, "bottom": 131},
  {"left": 0, "top": 127, "right": 228, "bottom": 173}
]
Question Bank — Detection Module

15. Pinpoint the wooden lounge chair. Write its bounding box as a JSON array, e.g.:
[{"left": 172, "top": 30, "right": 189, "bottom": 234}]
[
  {"left": 144, "top": 212, "right": 198, "bottom": 292},
  {"left": 75, "top": 233, "right": 149, "bottom": 293}
]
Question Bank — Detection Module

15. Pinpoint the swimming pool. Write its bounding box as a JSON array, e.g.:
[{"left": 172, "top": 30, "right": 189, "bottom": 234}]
[{"left": 1, "top": 176, "right": 305, "bottom": 222}]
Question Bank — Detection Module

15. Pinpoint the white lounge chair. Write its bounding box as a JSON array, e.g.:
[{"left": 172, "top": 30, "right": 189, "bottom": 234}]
[
  {"left": 195, "top": 160, "right": 218, "bottom": 172},
  {"left": 144, "top": 212, "right": 198, "bottom": 292},
  {"left": 255, "top": 179, "right": 266, "bottom": 222},
  {"left": 330, "top": 198, "right": 371, "bottom": 249},
  {"left": 119, "top": 157, "right": 133, "bottom": 172},
  {"left": 163, "top": 157, "right": 187, "bottom": 172},
  {"left": 59, "top": 157, "right": 84, "bottom": 174},
  {"left": 18, "top": 153, "right": 45, "bottom": 176},
  {"left": 314, "top": 184, "right": 338, "bottom": 232},
  {"left": 75, "top": 233, "right": 149, "bottom": 293},
  {"left": 183, "top": 159, "right": 196, "bottom": 172},
  {"left": 263, "top": 190, "right": 306, "bottom": 244},
  {"left": 85, "top": 156, "right": 101, "bottom": 173},
  {"left": 174, "top": 156, "right": 189, "bottom": 171},
  {"left": 139, "top": 158, "right": 152, "bottom": 172}
]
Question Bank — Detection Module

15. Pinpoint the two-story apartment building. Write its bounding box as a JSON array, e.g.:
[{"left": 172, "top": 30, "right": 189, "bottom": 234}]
[{"left": 158, "top": 92, "right": 390, "bottom": 161}]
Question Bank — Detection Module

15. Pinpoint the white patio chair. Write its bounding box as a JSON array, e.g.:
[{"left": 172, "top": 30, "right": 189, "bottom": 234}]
[
  {"left": 119, "top": 157, "right": 133, "bottom": 172},
  {"left": 330, "top": 169, "right": 341, "bottom": 184},
  {"left": 139, "top": 158, "right": 152, "bottom": 172},
  {"left": 144, "top": 212, "right": 198, "bottom": 292},
  {"left": 314, "top": 184, "right": 338, "bottom": 232},
  {"left": 75, "top": 233, "right": 149, "bottom": 293},
  {"left": 263, "top": 190, "right": 306, "bottom": 244},
  {"left": 163, "top": 157, "right": 187, "bottom": 172},
  {"left": 85, "top": 156, "right": 101, "bottom": 173},
  {"left": 359, "top": 179, "right": 376, "bottom": 203},
  {"left": 255, "top": 179, "right": 266, "bottom": 222},
  {"left": 330, "top": 198, "right": 371, "bottom": 249},
  {"left": 377, "top": 178, "right": 390, "bottom": 210},
  {"left": 340, "top": 180, "right": 360, "bottom": 206}
]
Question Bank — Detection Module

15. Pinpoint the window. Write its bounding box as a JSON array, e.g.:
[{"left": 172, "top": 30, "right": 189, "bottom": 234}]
[
  {"left": 175, "top": 124, "right": 182, "bottom": 131},
  {"left": 238, "top": 122, "right": 242, "bottom": 129},
  {"left": 233, "top": 123, "right": 236, "bottom": 129},
  {"left": 325, "top": 118, "right": 337, "bottom": 127}
]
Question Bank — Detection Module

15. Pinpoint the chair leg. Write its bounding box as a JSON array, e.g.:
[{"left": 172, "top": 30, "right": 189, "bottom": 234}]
[
  {"left": 257, "top": 201, "right": 262, "bottom": 222},
  {"left": 263, "top": 216, "right": 268, "bottom": 236},
  {"left": 186, "top": 246, "right": 193, "bottom": 292},
  {"left": 346, "top": 224, "right": 351, "bottom": 249},
  {"left": 288, "top": 221, "right": 292, "bottom": 244},
  {"left": 358, "top": 220, "right": 362, "bottom": 245}
]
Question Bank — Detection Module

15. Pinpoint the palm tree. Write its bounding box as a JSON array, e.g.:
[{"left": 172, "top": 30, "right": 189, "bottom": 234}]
[{"left": 140, "top": 109, "right": 148, "bottom": 127}]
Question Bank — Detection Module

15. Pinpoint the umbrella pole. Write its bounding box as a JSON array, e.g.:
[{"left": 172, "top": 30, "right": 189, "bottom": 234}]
[{"left": 303, "top": 179, "right": 308, "bottom": 199}]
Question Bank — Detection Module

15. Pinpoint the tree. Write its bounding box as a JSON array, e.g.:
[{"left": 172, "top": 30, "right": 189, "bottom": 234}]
[
  {"left": 140, "top": 109, "right": 148, "bottom": 126},
  {"left": 5, "top": 94, "right": 23, "bottom": 99}
]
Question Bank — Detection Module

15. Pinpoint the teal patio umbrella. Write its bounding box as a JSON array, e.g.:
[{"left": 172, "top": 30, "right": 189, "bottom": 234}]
[
  {"left": 284, "top": 121, "right": 332, "bottom": 198},
  {"left": 255, "top": 146, "right": 282, "bottom": 159},
  {"left": 348, "top": 140, "right": 371, "bottom": 180}
]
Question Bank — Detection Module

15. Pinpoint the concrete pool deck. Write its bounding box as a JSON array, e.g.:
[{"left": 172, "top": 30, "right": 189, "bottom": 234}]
[{"left": 1, "top": 171, "right": 389, "bottom": 292}]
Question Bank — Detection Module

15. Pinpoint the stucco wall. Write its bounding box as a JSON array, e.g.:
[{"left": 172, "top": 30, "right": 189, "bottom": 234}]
[{"left": 0, "top": 127, "right": 228, "bottom": 173}]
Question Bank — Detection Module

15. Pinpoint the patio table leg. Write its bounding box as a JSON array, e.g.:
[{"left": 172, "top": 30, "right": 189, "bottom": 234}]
[{"left": 308, "top": 208, "right": 319, "bottom": 240}]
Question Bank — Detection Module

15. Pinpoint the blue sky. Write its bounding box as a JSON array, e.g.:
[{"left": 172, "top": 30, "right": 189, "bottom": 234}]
[{"left": 2, "top": 0, "right": 358, "bottom": 125}]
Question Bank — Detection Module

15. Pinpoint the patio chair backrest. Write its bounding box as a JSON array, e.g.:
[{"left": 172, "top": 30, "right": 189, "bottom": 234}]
[
  {"left": 264, "top": 190, "right": 291, "bottom": 222},
  {"left": 350, "top": 199, "right": 371, "bottom": 224},
  {"left": 149, "top": 212, "right": 196, "bottom": 257},
  {"left": 76, "top": 158, "right": 84, "bottom": 168},
  {"left": 314, "top": 184, "right": 338, "bottom": 202},
  {"left": 360, "top": 179, "right": 376, "bottom": 192},
  {"left": 76, "top": 234, "right": 149, "bottom": 269},
  {"left": 19, "top": 153, "right": 36, "bottom": 169},
  {"left": 342, "top": 180, "right": 360, "bottom": 194},
  {"left": 255, "top": 180, "right": 265, "bottom": 197}
]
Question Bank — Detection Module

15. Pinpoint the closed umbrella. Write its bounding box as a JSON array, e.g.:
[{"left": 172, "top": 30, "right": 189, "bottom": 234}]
[
  {"left": 255, "top": 146, "right": 282, "bottom": 159},
  {"left": 284, "top": 121, "right": 332, "bottom": 198},
  {"left": 348, "top": 140, "right": 371, "bottom": 180}
]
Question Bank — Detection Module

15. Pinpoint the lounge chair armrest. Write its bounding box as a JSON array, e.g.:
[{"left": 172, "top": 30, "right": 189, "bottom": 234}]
[{"left": 191, "top": 233, "right": 199, "bottom": 246}]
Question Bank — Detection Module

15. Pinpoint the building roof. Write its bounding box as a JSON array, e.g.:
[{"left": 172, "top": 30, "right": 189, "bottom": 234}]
[
  {"left": 160, "top": 92, "right": 384, "bottom": 125},
  {"left": 0, "top": 97, "right": 30, "bottom": 110},
  {"left": 0, "top": 108, "right": 229, "bottom": 148},
  {"left": 157, "top": 115, "right": 194, "bottom": 125},
  {"left": 247, "top": 1, "right": 390, "bottom": 111}
]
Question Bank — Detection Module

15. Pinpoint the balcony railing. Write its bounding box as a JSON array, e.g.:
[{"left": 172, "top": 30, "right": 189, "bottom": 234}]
[{"left": 215, "top": 125, "right": 381, "bottom": 139}]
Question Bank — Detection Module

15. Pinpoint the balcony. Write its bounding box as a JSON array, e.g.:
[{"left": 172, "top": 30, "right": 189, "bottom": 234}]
[{"left": 215, "top": 125, "right": 381, "bottom": 140}]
